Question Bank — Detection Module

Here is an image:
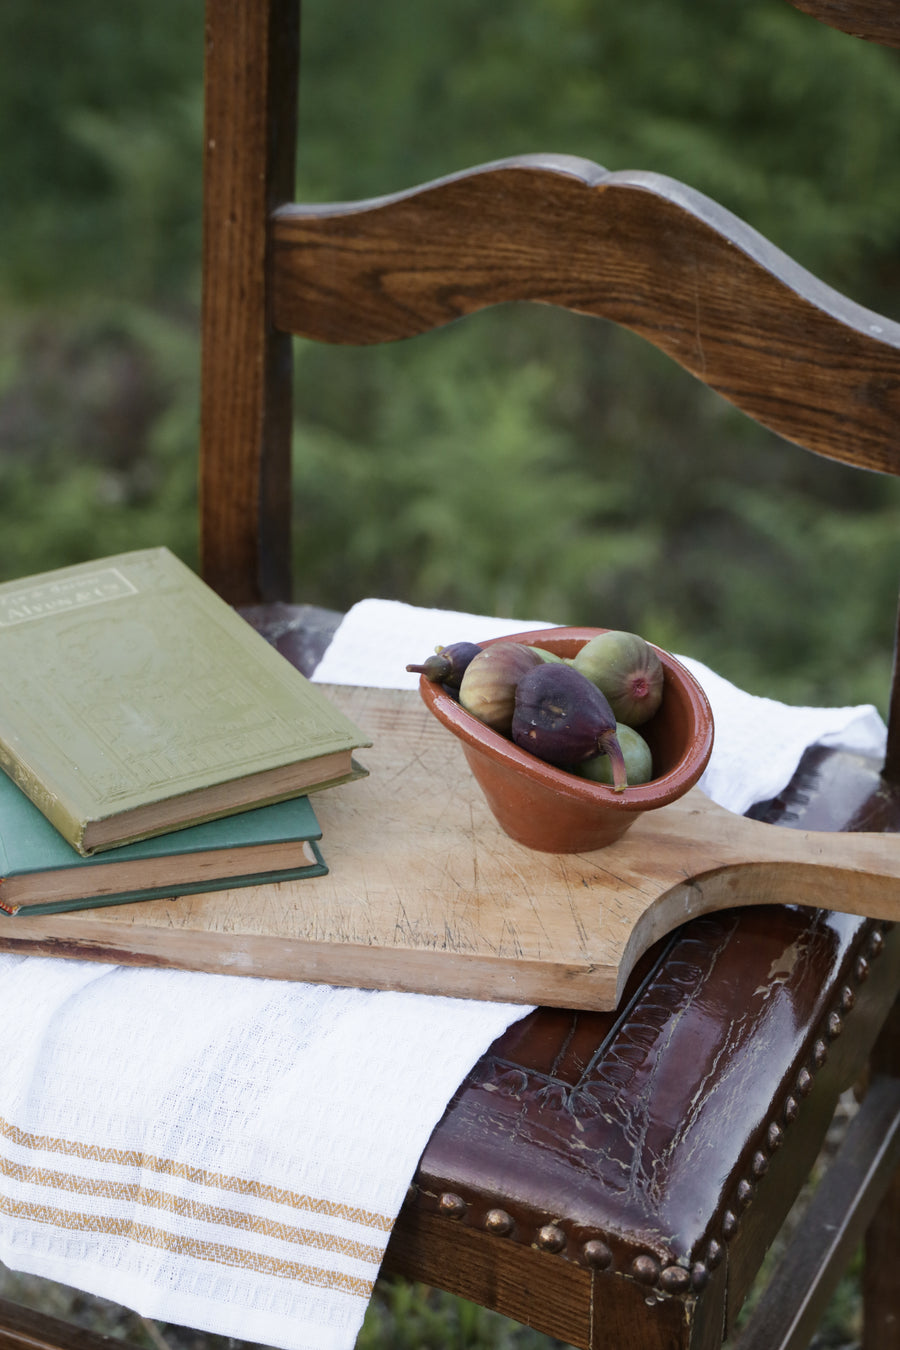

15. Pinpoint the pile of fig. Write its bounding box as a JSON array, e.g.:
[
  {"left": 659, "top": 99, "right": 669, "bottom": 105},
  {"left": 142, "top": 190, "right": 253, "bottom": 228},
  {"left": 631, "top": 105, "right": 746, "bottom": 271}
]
[{"left": 407, "top": 630, "right": 666, "bottom": 792}]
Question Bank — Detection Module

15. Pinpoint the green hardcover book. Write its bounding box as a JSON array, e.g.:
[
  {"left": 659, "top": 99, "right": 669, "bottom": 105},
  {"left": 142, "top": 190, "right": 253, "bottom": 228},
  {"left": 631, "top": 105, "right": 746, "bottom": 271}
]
[
  {"left": 0, "top": 770, "right": 327, "bottom": 915},
  {"left": 0, "top": 548, "right": 370, "bottom": 854}
]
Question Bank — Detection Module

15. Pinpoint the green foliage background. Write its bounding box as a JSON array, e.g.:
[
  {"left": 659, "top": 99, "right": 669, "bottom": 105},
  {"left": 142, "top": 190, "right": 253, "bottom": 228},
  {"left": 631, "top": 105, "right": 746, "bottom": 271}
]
[{"left": 3, "top": 0, "right": 900, "bottom": 710}]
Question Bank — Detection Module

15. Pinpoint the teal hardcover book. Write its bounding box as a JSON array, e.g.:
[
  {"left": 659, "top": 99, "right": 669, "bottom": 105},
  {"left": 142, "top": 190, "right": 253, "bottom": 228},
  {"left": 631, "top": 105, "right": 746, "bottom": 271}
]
[{"left": 0, "top": 771, "right": 327, "bottom": 916}]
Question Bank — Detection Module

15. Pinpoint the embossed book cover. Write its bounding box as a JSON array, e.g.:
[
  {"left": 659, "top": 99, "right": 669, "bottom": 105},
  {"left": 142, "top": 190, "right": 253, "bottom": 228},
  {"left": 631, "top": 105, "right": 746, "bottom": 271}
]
[{"left": 0, "top": 548, "right": 370, "bottom": 854}]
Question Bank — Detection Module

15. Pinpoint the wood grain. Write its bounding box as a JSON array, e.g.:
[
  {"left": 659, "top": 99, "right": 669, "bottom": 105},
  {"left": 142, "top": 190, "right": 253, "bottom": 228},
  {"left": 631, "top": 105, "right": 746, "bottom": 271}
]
[
  {"left": 200, "top": 0, "right": 298, "bottom": 604},
  {"left": 271, "top": 156, "right": 900, "bottom": 477},
  {"left": 384, "top": 1212, "right": 595, "bottom": 1349},
  {"left": 787, "top": 0, "right": 900, "bottom": 47},
  {"left": 3, "top": 686, "right": 900, "bottom": 1010},
  {"left": 0, "top": 1298, "right": 143, "bottom": 1350}
]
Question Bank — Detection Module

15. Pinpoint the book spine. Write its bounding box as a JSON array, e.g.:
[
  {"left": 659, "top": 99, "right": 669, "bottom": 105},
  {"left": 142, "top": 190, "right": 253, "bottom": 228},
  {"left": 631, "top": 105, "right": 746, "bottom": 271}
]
[{"left": 0, "top": 739, "right": 85, "bottom": 853}]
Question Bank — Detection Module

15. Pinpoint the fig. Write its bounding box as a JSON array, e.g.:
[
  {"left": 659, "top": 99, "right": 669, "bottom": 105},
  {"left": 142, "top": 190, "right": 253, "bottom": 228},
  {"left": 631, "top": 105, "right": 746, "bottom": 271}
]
[
  {"left": 526, "top": 645, "right": 568, "bottom": 664},
  {"left": 511, "top": 663, "right": 628, "bottom": 791},
  {"left": 406, "top": 640, "right": 481, "bottom": 687},
  {"left": 576, "top": 723, "right": 653, "bottom": 786},
  {"left": 458, "top": 642, "right": 543, "bottom": 733},
  {"left": 572, "top": 630, "right": 664, "bottom": 727}
]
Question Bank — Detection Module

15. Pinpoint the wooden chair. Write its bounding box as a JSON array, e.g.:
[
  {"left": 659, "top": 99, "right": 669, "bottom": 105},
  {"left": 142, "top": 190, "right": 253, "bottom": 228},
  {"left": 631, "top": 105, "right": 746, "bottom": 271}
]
[
  {"left": 197, "top": 5, "right": 900, "bottom": 1348},
  {"left": 4, "top": 3, "right": 900, "bottom": 1350}
]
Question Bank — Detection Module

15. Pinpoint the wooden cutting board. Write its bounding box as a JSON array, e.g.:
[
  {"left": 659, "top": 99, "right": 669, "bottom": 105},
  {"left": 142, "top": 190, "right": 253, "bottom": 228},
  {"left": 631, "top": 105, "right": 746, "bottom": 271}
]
[{"left": 2, "top": 684, "right": 900, "bottom": 1010}]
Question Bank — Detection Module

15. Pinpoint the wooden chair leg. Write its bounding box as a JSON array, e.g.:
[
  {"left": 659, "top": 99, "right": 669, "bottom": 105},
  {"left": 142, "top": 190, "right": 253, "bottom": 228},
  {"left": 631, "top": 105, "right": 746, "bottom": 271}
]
[
  {"left": 863, "top": 1164, "right": 900, "bottom": 1350},
  {"left": 0, "top": 1297, "right": 142, "bottom": 1350},
  {"left": 726, "top": 1073, "right": 900, "bottom": 1350},
  {"left": 728, "top": 990, "right": 900, "bottom": 1350},
  {"left": 862, "top": 995, "right": 900, "bottom": 1350}
]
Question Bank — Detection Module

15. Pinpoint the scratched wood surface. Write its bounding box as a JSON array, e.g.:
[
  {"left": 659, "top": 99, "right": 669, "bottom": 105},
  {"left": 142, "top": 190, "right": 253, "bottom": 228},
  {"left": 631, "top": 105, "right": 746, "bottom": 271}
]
[{"left": 3, "top": 684, "right": 900, "bottom": 1010}]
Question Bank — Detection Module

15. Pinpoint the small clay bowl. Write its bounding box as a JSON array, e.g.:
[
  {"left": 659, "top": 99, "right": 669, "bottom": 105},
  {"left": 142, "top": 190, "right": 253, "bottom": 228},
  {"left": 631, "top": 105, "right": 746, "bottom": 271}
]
[{"left": 418, "top": 626, "right": 714, "bottom": 854}]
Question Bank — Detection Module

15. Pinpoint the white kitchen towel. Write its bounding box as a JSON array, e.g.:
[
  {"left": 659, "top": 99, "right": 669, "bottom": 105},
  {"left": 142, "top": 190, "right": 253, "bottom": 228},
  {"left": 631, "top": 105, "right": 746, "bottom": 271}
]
[
  {"left": 312, "top": 598, "right": 553, "bottom": 690},
  {"left": 675, "top": 653, "right": 887, "bottom": 815},
  {"left": 0, "top": 597, "right": 888, "bottom": 1350},
  {"left": 0, "top": 961, "right": 527, "bottom": 1350}
]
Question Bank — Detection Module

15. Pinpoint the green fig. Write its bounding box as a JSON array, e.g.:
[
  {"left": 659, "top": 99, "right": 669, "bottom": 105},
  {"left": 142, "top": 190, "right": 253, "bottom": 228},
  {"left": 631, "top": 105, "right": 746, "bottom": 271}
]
[
  {"left": 576, "top": 723, "right": 653, "bottom": 786},
  {"left": 511, "top": 663, "right": 628, "bottom": 790},
  {"left": 526, "top": 646, "right": 568, "bottom": 664},
  {"left": 573, "top": 630, "right": 664, "bottom": 727},
  {"left": 458, "top": 642, "right": 543, "bottom": 733}
]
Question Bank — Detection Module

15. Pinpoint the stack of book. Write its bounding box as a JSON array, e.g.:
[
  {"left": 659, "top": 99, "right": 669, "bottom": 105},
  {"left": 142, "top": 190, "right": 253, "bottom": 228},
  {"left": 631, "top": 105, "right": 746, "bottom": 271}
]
[{"left": 0, "top": 548, "right": 371, "bottom": 916}]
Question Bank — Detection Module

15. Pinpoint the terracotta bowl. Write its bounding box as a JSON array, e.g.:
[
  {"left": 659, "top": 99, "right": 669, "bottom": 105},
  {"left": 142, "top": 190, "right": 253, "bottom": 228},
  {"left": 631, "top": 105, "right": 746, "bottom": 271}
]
[{"left": 418, "top": 626, "right": 714, "bottom": 854}]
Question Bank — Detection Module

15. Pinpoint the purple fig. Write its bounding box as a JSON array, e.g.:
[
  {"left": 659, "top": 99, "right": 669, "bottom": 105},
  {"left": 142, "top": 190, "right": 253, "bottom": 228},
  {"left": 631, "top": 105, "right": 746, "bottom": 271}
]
[
  {"left": 511, "top": 663, "right": 628, "bottom": 790},
  {"left": 458, "top": 642, "right": 543, "bottom": 733},
  {"left": 406, "top": 640, "right": 481, "bottom": 687},
  {"left": 572, "top": 630, "right": 663, "bottom": 727}
]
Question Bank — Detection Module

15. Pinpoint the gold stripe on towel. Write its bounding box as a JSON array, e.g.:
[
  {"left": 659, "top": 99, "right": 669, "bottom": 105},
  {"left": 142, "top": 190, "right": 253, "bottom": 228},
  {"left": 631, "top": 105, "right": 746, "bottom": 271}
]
[
  {"left": 0, "top": 1153, "right": 383, "bottom": 1265},
  {"left": 0, "top": 1114, "right": 392, "bottom": 1231},
  {"left": 0, "top": 1191, "right": 375, "bottom": 1299}
]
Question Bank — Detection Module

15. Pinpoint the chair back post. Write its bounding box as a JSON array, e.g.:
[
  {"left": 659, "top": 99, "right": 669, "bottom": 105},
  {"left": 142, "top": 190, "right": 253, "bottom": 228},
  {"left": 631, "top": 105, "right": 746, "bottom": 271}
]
[
  {"left": 881, "top": 595, "right": 900, "bottom": 786},
  {"left": 200, "top": 0, "right": 300, "bottom": 604}
]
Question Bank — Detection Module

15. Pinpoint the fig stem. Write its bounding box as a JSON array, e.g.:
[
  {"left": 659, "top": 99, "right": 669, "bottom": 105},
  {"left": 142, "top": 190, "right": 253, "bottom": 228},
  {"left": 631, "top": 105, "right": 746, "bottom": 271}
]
[
  {"left": 598, "top": 729, "right": 628, "bottom": 792},
  {"left": 406, "top": 653, "right": 453, "bottom": 681}
]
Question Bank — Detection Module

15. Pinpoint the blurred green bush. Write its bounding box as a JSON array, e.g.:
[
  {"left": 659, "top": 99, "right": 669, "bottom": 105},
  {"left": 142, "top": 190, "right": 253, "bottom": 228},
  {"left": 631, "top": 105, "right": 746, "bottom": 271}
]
[{"left": 3, "top": 0, "right": 900, "bottom": 709}]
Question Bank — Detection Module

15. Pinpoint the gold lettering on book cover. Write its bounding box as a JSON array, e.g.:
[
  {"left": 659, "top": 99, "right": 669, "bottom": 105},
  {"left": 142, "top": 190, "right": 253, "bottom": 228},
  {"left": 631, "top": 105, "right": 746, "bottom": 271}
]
[{"left": 0, "top": 569, "right": 137, "bottom": 627}]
